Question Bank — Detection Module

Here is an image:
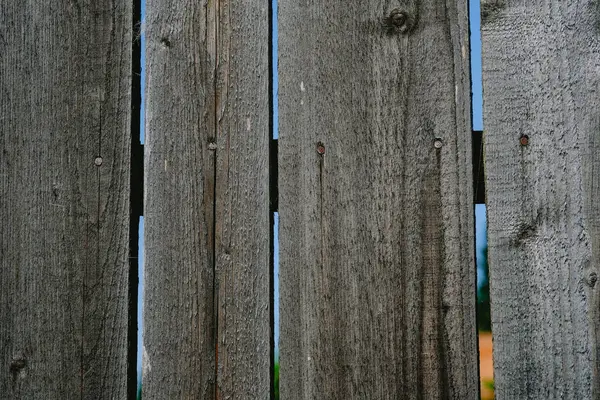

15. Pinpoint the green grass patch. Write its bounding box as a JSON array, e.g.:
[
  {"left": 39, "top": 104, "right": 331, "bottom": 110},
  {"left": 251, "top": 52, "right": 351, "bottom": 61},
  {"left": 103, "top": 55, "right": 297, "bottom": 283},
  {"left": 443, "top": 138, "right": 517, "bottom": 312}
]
[{"left": 274, "top": 361, "right": 280, "bottom": 399}]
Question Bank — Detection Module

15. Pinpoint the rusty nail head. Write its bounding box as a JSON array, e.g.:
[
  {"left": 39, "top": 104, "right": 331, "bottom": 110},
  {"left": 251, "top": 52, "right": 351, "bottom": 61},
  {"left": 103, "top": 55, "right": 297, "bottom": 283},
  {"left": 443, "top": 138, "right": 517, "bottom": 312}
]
[
  {"left": 519, "top": 135, "right": 529, "bottom": 146},
  {"left": 94, "top": 157, "right": 103, "bottom": 166},
  {"left": 434, "top": 138, "right": 443, "bottom": 149},
  {"left": 317, "top": 143, "right": 325, "bottom": 155}
]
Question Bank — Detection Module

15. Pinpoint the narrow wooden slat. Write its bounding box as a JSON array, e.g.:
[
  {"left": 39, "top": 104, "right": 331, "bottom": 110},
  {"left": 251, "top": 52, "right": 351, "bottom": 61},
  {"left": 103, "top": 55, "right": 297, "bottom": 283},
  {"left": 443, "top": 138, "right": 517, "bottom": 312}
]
[
  {"left": 0, "top": 1, "right": 133, "bottom": 398},
  {"left": 214, "top": 0, "right": 271, "bottom": 397},
  {"left": 143, "top": 3, "right": 216, "bottom": 395},
  {"left": 482, "top": 1, "right": 600, "bottom": 398},
  {"left": 143, "top": 0, "right": 270, "bottom": 397},
  {"left": 278, "top": 1, "right": 478, "bottom": 398}
]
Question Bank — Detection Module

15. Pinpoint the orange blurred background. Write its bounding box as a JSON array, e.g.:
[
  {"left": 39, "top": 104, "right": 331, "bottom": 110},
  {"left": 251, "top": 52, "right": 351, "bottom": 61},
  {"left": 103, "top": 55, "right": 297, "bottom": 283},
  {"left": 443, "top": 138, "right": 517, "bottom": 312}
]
[{"left": 479, "top": 332, "right": 494, "bottom": 400}]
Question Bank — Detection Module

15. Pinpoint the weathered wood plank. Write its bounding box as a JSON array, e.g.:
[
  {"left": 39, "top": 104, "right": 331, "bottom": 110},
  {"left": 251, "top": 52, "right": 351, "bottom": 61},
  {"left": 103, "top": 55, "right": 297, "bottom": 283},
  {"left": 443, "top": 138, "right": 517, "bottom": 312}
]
[
  {"left": 213, "top": 0, "right": 271, "bottom": 397},
  {"left": 143, "top": 0, "right": 270, "bottom": 397},
  {"left": 0, "top": 1, "right": 133, "bottom": 398},
  {"left": 278, "top": 1, "right": 478, "bottom": 398},
  {"left": 482, "top": 1, "right": 600, "bottom": 398}
]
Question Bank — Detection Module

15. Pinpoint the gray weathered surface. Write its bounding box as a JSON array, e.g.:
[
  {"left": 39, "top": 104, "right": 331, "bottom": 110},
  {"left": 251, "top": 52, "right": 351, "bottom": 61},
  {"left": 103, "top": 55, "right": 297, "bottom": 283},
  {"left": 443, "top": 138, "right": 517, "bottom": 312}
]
[
  {"left": 482, "top": 1, "right": 600, "bottom": 398},
  {"left": 278, "top": 1, "right": 478, "bottom": 398},
  {"left": 0, "top": 1, "right": 132, "bottom": 398},
  {"left": 143, "top": 0, "right": 270, "bottom": 397}
]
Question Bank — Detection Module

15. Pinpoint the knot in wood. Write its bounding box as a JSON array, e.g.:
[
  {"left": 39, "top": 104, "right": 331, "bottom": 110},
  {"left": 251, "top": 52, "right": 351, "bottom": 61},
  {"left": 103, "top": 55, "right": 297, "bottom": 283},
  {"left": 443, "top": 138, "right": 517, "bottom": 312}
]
[
  {"left": 589, "top": 272, "right": 598, "bottom": 287},
  {"left": 481, "top": 0, "right": 506, "bottom": 24},
  {"left": 383, "top": 9, "right": 413, "bottom": 34},
  {"left": 10, "top": 358, "right": 26, "bottom": 374},
  {"left": 389, "top": 10, "right": 407, "bottom": 29}
]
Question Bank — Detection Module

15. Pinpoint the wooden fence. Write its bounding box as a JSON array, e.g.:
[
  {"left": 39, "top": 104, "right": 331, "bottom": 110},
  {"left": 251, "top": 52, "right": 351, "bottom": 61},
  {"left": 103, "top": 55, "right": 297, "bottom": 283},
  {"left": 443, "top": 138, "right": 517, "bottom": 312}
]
[{"left": 1, "top": 0, "right": 598, "bottom": 399}]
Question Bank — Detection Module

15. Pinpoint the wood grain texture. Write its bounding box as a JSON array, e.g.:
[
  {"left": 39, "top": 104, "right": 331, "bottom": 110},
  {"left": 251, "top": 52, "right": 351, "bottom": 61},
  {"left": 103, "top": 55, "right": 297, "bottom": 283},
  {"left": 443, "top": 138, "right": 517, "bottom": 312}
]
[
  {"left": 482, "top": 1, "right": 600, "bottom": 398},
  {"left": 0, "top": 1, "right": 133, "bottom": 398},
  {"left": 143, "top": 0, "right": 270, "bottom": 398},
  {"left": 278, "top": 1, "right": 477, "bottom": 398}
]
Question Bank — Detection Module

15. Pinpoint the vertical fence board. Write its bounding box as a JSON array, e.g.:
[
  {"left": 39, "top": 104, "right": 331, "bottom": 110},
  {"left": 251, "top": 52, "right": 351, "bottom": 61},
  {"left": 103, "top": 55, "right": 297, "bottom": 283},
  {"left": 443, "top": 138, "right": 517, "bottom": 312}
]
[
  {"left": 144, "top": 0, "right": 270, "bottom": 397},
  {"left": 278, "top": 1, "right": 477, "bottom": 398},
  {"left": 482, "top": 1, "right": 600, "bottom": 398},
  {"left": 0, "top": 2, "right": 133, "bottom": 398},
  {"left": 213, "top": 1, "right": 271, "bottom": 398}
]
